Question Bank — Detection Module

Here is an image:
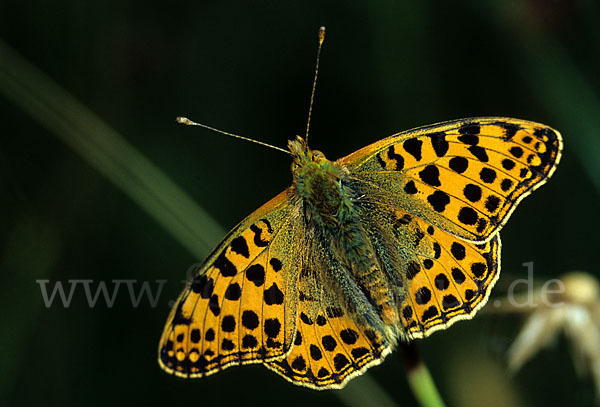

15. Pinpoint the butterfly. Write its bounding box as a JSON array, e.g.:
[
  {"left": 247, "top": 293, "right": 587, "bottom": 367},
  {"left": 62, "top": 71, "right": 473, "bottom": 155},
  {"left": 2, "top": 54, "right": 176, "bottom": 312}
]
[{"left": 158, "top": 115, "right": 562, "bottom": 389}]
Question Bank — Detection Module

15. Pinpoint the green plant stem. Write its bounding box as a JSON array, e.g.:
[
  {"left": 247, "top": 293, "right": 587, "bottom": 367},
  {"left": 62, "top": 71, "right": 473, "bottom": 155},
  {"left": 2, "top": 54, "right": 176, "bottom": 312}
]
[{"left": 401, "top": 342, "right": 446, "bottom": 407}]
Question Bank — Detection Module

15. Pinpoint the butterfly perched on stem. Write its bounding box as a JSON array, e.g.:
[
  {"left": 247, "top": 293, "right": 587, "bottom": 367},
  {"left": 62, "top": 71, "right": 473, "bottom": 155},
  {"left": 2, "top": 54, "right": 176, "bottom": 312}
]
[{"left": 158, "top": 28, "right": 562, "bottom": 390}]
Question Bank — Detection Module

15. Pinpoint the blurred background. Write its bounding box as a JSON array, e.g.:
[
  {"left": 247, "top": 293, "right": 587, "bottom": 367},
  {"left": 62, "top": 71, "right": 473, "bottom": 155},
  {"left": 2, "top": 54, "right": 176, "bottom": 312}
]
[{"left": 2, "top": 0, "right": 600, "bottom": 406}]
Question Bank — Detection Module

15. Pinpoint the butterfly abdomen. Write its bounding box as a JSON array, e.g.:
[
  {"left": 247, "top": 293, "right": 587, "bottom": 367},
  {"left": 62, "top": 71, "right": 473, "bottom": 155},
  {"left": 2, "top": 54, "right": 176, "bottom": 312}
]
[{"left": 333, "top": 206, "right": 400, "bottom": 326}]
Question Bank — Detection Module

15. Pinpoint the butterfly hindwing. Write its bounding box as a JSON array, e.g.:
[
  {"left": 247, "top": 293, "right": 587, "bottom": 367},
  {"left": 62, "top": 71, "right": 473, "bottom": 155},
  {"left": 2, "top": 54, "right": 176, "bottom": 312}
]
[
  {"left": 391, "top": 209, "right": 500, "bottom": 339},
  {"left": 158, "top": 190, "right": 303, "bottom": 377},
  {"left": 362, "top": 205, "right": 501, "bottom": 339},
  {"left": 264, "top": 295, "right": 391, "bottom": 389},
  {"left": 340, "top": 118, "right": 562, "bottom": 243}
]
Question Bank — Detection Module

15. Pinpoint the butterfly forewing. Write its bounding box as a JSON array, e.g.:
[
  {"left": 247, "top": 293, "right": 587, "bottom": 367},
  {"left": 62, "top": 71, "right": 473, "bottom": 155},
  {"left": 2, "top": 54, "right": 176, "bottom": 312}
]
[
  {"left": 159, "top": 190, "right": 303, "bottom": 377},
  {"left": 340, "top": 118, "right": 562, "bottom": 243}
]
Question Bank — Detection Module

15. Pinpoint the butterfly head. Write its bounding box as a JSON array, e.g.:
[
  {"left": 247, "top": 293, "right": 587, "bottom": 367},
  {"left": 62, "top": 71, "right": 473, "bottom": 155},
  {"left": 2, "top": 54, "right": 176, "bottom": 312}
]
[{"left": 288, "top": 136, "right": 346, "bottom": 220}]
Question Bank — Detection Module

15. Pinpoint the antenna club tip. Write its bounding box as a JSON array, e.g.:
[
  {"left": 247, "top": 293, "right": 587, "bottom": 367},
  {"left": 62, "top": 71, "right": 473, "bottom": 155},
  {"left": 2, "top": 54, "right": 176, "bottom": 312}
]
[
  {"left": 176, "top": 116, "right": 192, "bottom": 125},
  {"left": 318, "top": 26, "right": 326, "bottom": 44}
]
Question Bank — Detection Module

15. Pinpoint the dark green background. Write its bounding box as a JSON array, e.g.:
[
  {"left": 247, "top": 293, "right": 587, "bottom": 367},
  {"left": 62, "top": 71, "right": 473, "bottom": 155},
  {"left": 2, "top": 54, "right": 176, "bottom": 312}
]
[{"left": 2, "top": 1, "right": 599, "bottom": 406}]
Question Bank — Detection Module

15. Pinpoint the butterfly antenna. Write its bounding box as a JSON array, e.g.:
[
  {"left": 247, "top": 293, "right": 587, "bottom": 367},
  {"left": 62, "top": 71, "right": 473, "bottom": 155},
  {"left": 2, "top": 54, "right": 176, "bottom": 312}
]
[
  {"left": 176, "top": 117, "right": 291, "bottom": 155},
  {"left": 304, "top": 26, "right": 326, "bottom": 145}
]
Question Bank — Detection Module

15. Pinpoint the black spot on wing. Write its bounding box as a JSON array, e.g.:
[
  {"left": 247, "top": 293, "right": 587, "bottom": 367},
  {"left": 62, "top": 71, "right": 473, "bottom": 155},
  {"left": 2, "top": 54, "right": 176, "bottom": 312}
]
[
  {"left": 242, "top": 310, "right": 259, "bottom": 329},
  {"left": 213, "top": 252, "right": 237, "bottom": 277},
  {"left": 269, "top": 258, "right": 283, "bottom": 272},
  {"left": 333, "top": 353, "right": 350, "bottom": 371},
  {"left": 471, "top": 262, "right": 487, "bottom": 278},
  {"left": 451, "top": 242, "right": 466, "bottom": 260},
  {"left": 458, "top": 207, "right": 478, "bottom": 225},
  {"left": 406, "top": 261, "right": 421, "bottom": 280},
  {"left": 458, "top": 123, "right": 481, "bottom": 136},
  {"left": 221, "top": 315, "right": 236, "bottom": 332},
  {"left": 422, "top": 305, "right": 439, "bottom": 321},
  {"left": 388, "top": 146, "right": 404, "bottom": 171},
  {"left": 494, "top": 121, "right": 521, "bottom": 140},
  {"left": 451, "top": 267, "right": 466, "bottom": 284},
  {"left": 468, "top": 145, "right": 489, "bottom": 162},
  {"left": 204, "top": 328, "right": 215, "bottom": 341},
  {"left": 376, "top": 152, "right": 387, "bottom": 169},
  {"left": 242, "top": 334, "right": 258, "bottom": 349},
  {"left": 502, "top": 159, "right": 516, "bottom": 171},
  {"left": 404, "top": 180, "right": 418, "bottom": 194},
  {"left": 434, "top": 273, "right": 450, "bottom": 290},
  {"left": 442, "top": 294, "right": 460, "bottom": 310},
  {"left": 415, "top": 287, "right": 432, "bottom": 305},
  {"left": 264, "top": 283, "right": 284, "bottom": 305},
  {"left": 172, "top": 301, "right": 192, "bottom": 325},
  {"left": 480, "top": 167, "right": 497, "bottom": 183},
  {"left": 246, "top": 264, "right": 265, "bottom": 287},
  {"left": 414, "top": 230, "right": 425, "bottom": 247},
  {"left": 294, "top": 330, "right": 303, "bottom": 345},
  {"left": 191, "top": 275, "right": 213, "bottom": 298},
  {"left": 340, "top": 329, "right": 359, "bottom": 345},
  {"left": 509, "top": 146, "right": 524, "bottom": 158},
  {"left": 208, "top": 294, "right": 220, "bottom": 316},
  {"left": 230, "top": 236, "right": 250, "bottom": 258},
  {"left": 326, "top": 307, "right": 344, "bottom": 318},
  {"left": 397, "top": 214, "right": 412, "bottom": 225},
  {"left": 291, "top": 356, "right": 307, "bottom": 372},
  {"left": 463, "top": 184, "right": 482, "bottom": 202},
  {"left": 300, "top": 312, "right": 313, "bottom": 325},
  {"left": 427, "top": 190, "right": 450, "bottom": 212},
  {"left": 476, "top": 218, "right": 487, "bottom": 233},
  {"left": 419, "top": 165, "right": 441, "bottom": 187},
  {"left": 249, "top": 224, "right": 269, "bottom": 247},
  {"left": 449, "top": 156, "right": 468, "bottom": 173},
  {"left": 501, "top": 178, "right": 513, "bottom": 192},
  {"left": 458, "top": 134, "right": 479, "bottom": 145},
  {"left": 429, "top": 131, "right": 449, "bottom": 157},
  {"left": 224, "top": 282, "right": 241, "bottom": 300},
  {"left": 433, "top": 243, "right": 441, "bottom": 259},
  {"left": 402, "top": 306, "right": 413, "bottom": 320},
  {"left": 317, "top": 367, "right": 330, "bottom": 378},
  {"left": 485, "top": 196, "right": 501, "bottom": 213},
  {"left": 403, "top": 138, "right": 423, "bottom": 161},
  {"left": 351, "top": 347, "right": 370, "bottom": 359},
  {"left": 322, "top": 335, "right": 337, "bottom": 351},
  {"left": 221, "top": 338, "right": 235, "bottom": 351},
  {"left": 264, "top": 318, "right": 281, "bottom": 338}
]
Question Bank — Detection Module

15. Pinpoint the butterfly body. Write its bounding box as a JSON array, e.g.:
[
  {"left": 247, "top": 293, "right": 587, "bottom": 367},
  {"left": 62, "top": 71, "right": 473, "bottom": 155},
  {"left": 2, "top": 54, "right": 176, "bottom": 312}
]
[
  {"left": 160, "top": 117, "right": 562, "bottom": 389},
  {"left": 290, "top": 136, "right": 401, "bottom": 339}
]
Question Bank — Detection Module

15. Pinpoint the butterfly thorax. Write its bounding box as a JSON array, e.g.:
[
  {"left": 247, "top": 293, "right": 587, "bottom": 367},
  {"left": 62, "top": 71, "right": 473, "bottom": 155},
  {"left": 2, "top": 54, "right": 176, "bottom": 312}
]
[
  {"left": 289, "top": 137, "right": 348, "bottom": 228},
  {"left": 289, "top": 137, "right": 399, "bottom": 327}
]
